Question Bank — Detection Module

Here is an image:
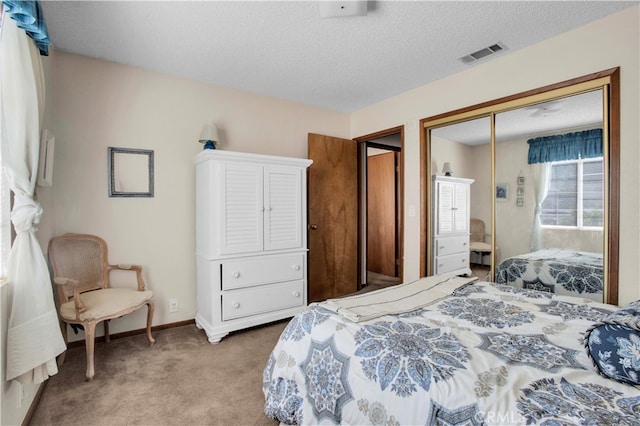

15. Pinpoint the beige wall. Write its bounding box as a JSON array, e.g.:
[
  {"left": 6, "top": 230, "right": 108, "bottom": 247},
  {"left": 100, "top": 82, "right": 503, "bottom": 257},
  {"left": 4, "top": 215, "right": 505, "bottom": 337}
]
[
  {"left": 43, "top": 52, "right": 350, "bottom": 341},
  {"left": 351, "top": 6, "right": 640, "bottom": 305}
]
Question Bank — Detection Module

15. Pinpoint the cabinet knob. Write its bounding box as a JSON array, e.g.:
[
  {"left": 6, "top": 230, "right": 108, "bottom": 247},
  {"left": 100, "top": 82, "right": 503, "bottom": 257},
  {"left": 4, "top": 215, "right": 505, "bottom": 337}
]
[
  {"left": 292, "top": 291, "right": 300, "bottom": 298},
  {"left": 310, "top": 224, "right": 318, "bottom": 230},
  {"left": 440, "top": 246, "right": 444, "bottom": 249},
  {"left": 292, "top": 264, "right": 301, "bottom": 271},
  {"left": 267, "top": 207, "right": 272, "bottom": 211},
  {"left": 260, "top": 207, "right": 265, "bottom": 212},
  {"left": 233, "top": 302, "right": 240, "bottom": 309},
  {"left": 232, "top": 272, "right": 240, "bottom": 278}
]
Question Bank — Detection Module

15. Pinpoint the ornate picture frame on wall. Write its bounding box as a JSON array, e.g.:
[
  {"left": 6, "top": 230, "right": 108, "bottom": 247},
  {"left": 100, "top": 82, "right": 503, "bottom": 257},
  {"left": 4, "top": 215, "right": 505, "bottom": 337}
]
[{"left": 108, "top": 147, "right": 154, "bottom": 197}]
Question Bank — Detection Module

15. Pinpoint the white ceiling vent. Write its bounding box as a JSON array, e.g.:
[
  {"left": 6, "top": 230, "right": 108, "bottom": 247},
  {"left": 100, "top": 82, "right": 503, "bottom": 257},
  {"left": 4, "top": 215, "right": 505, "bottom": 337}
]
[{"left": 459, "top": 43, "right": 508, "bottom": 65}]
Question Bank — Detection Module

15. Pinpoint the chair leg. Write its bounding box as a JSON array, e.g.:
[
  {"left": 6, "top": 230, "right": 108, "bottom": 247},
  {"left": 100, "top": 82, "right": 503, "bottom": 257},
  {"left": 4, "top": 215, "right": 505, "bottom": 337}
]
[
  {"left": 57, "top": 321, "right": 69, "bottom": 366},
  {"left": 84, "top": 321, "right": 97, "bottom": 381},
  {"left": 146, "top": 301, "right": 155, "bottom": 346},
  {"left": 104, "top": 319, "right": 110, "bottom": 343}
]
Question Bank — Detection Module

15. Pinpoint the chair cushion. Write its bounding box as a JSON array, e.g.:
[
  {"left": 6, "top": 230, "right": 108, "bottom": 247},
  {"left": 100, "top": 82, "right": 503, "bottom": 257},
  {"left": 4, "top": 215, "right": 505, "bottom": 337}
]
[
  {"left": 583, "top": 300, "right": 640, "bottom": 387},
  {"left": 60, "top": 288, "right": 153, "bottom": 322},
  {"left": 469, "top": 241, "right": 491, "bottom": 253}
]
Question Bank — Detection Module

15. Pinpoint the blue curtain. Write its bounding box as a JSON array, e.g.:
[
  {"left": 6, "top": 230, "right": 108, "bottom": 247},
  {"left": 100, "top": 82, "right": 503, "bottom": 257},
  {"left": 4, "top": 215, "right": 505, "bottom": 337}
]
[
  {"left": 1, "top": 0, "right": 50, "bottom": 55},
  {"left": 527, "top": 129, "right": 602, "bottom": 164}
]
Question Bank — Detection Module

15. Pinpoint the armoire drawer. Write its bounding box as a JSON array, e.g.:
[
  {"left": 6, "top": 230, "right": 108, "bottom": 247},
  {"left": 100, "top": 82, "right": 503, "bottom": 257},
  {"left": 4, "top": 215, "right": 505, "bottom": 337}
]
[
  {"left": 221, "top": 254, "right": 304, "bottom": 290},
  {"left": 434, "top": 235, "right": 469, "bottom": 256},
  {"left": 434, "top": 252, "right": 469, "bottom": 275},
  {"left": 222, "top": 280, "right": 304, "bottom": 321}
]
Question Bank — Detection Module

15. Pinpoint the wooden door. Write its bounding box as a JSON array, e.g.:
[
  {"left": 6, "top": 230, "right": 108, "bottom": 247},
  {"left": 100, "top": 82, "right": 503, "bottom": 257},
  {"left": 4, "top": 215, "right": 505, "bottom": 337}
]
[
  {"left": 307, "top": 133, "right": 358, "bottom": 302},
  {"left": 367, "top": 152, "right": 397, "bottom": 277}
]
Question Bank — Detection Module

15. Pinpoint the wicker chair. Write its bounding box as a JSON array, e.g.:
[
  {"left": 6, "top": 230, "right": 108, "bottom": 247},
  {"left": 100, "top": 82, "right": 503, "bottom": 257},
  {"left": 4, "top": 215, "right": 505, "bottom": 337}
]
[
  {"left": 469, "top": 218, "right": 492, "bottom": 266},
  {"left": 48, "top": 233, "right": 155, "bottom": 381}
]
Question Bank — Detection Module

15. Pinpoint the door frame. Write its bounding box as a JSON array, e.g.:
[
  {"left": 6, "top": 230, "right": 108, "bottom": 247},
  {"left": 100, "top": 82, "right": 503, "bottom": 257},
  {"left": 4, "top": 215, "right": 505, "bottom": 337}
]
[{"left": 354, "top": 125, "right": 405, "bottom": 286}]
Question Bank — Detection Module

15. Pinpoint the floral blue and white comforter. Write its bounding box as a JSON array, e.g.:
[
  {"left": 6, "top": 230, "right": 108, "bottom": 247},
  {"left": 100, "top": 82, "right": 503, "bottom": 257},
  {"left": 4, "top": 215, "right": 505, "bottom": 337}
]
[
  {"left": 495, "top": 249, "right": 603, "bottom": 301},
  {"left": 263, "top": 281, "right": 640, "bottom": 425}
]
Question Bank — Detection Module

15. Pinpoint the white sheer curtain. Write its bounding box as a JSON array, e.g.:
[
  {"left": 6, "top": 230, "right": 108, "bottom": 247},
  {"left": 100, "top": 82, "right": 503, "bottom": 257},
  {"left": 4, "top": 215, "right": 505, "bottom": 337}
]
[
  {"left": 0, "top": 15, "right": 65, "bottom": 385},
  {"left": 529, "top": 162, "right": 552, "bottom": 251}
]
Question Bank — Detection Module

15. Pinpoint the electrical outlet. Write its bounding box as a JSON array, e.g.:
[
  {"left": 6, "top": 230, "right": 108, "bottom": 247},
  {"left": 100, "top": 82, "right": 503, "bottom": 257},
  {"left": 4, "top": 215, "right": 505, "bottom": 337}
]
[{"left": 169, "top": 298, "right": 178, "bottom": 313}]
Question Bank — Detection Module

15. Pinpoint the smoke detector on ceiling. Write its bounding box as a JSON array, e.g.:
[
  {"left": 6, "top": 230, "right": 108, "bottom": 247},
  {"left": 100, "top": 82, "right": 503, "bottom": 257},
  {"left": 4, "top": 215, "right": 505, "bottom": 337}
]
[
  {"left": 459, "top": 42, "right": 508, "bottom": 65},
  {"left": 319, "top": 1, "right": 368, "bottom": 18}
]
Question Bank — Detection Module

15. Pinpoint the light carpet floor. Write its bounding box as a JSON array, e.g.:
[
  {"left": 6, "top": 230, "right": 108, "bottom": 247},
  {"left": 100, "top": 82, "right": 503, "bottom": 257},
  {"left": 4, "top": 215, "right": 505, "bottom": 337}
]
[{"left": 29, "top": 321, "right": 287, "bottom": 426}]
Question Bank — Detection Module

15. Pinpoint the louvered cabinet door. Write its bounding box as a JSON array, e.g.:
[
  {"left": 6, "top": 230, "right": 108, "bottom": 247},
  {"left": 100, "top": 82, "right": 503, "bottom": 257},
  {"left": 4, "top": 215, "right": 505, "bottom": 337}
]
[
  {"left": 264, "top": 166, "right": 303, "bottom": 251},
  {"left": 219, "top": 162, "right": 264, "bottom": 255},
  {"left": 435, "top": 180, "right": 456, "bottom": 235},
  {"left": 453, "top": 181, "right": 470, "bottom": 234}
]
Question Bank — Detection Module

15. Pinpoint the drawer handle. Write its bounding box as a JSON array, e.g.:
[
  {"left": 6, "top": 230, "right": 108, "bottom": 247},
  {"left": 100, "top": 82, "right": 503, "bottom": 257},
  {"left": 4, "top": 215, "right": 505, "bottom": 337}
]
[
  {"left": 232, "top": 302, "right": 240, "bottom": 309},
  {"left": 232, "top": 272, "right": 240, "bottom": 278},
  {"left": 292, "top": 264, "right": 301, "bottom": 271},
  {"left": 439, "top": 264, "right": 443, "bottom": 268},
  {"left": 292, "top": 291, "right": 300, "bottom": 298},
  {"left": 463, "top": 242, "right": 467, "bottom": 246},
  {"left": 439, "top": 246, "right": 444, "bottom": 249},
  {"left": 461, "top": 259, "right": 466, "bottom": 262}
]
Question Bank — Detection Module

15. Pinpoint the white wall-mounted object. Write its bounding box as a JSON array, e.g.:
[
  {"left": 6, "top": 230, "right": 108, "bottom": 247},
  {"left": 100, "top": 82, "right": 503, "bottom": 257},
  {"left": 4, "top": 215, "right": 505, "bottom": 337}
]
[
  {"left": 195, "top": 150, "right": 312, "bottom": 343},
  {"left": 432, "top": 175, "right": 474, "bottom": 276},
  {"left": 37, "top": 129, "right": 55, "bottom": 187}
]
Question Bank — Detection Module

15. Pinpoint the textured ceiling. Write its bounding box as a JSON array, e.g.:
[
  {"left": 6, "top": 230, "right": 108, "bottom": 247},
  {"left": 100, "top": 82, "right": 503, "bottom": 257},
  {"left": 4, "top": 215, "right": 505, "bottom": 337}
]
[
  {"left": 41, "top": 1, "right": 636, "bottom": 112},
  {"left": 431, "top": 89, "right": 604, "bottom": 146}
]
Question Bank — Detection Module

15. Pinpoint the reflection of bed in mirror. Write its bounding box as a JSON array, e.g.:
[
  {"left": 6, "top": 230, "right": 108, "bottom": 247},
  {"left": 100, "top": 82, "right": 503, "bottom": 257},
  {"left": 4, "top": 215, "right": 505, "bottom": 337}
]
[
  {"left": 423, "top": 69, "right": 619, "bottom": 305},
  {"left": 495, "top": 248, "right": 603, "bottom": 301}
]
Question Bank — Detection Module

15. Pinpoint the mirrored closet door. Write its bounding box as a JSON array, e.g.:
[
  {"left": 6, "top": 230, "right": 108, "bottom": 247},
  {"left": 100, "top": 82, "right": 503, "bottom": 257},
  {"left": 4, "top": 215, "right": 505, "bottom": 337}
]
[
  {"left": 494, "top": 90, "right": 605, "bottom": 302},
  {"left": 421, "top": 68, "right": 619, "bottom": 305}
]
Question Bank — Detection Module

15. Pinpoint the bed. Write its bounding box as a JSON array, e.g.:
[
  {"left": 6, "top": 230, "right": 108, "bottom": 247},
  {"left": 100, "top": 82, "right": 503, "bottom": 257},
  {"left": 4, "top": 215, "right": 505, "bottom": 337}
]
[
  {"left": 262, "top": 275, "right": 640, "bottom": 425},
  {"left": 495, "top": 249, "right": 603, "bottom": 301}
]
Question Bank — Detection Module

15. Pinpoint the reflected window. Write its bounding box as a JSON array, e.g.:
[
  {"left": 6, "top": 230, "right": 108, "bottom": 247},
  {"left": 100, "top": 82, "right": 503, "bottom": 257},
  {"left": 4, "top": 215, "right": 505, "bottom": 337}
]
[{"left": 541, "top": 158, "right": 603, "bottom": 228}]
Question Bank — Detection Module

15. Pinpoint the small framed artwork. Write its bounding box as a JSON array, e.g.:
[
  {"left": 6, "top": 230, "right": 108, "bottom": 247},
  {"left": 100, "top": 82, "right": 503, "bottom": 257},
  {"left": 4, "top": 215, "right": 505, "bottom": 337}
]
[
  {"left": 496, "top": 183, "right": 508, "bottom": 201},
  {"left": 517, "top": 197, "right": 524, "bottom": 207},
  {"left": 517, "top": 176, "right": 525, "bottom": 186},
  {"left": 108, "top": 147, "right": 154, "bottom": 197},
  {"left": 517, "top": 187, "right": 524, "bottom": 197}
]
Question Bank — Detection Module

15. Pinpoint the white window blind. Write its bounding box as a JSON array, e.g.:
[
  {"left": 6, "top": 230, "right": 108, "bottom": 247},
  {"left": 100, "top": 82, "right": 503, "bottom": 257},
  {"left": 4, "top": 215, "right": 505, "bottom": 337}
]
[{"left": 541, "top": 158, "right": 604, "bottom": 228}]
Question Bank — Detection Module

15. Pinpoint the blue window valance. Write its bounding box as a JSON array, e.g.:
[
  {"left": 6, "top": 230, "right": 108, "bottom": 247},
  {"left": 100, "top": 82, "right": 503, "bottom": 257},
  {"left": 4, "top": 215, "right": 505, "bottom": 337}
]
[
  {"left": 527, "top": 129, "right": 603, "bottom": 164},
  {"left": 1, "top": 0, "right": 50, "bottom": 55}
]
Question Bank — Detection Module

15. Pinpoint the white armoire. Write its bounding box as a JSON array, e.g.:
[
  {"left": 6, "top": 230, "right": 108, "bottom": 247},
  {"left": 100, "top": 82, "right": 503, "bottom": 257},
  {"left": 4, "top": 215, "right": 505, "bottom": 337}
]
[
  {"left": 195, "top": 150, "right": 312, "bottom": 343},
  {"left": 432, "top": 175, "right": 474, "bottom": 276}
]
